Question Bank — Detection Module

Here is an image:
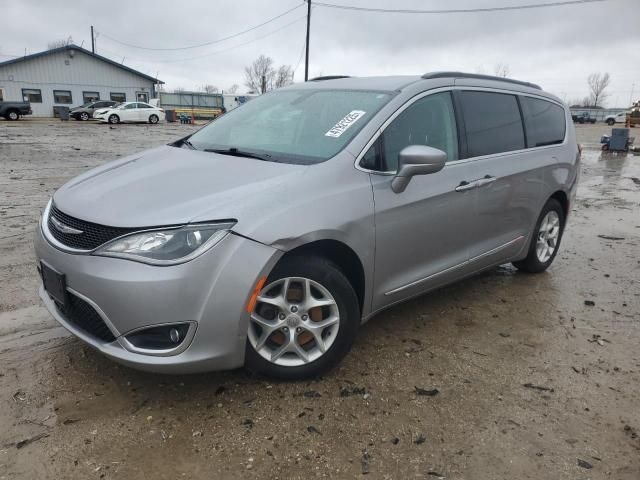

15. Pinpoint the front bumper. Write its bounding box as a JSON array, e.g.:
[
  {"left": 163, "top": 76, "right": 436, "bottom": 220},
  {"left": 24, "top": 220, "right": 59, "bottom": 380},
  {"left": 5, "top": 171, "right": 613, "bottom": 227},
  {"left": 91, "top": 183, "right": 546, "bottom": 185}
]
[{"left": 35, "top": 222, "right": 281, "bottom": 373}]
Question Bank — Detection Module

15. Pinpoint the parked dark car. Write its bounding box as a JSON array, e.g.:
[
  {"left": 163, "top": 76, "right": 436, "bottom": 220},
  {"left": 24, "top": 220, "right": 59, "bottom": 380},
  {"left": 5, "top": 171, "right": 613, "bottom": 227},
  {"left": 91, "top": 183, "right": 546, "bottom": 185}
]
[
  {"left": 571, "top": 112, "right": 596, "bottom": 124},
  {"left": 70, "top": 100, "right": 119, "bottom": 121},
  {"left": 0, "top": 101, "right": 32, "bottom": 120}
]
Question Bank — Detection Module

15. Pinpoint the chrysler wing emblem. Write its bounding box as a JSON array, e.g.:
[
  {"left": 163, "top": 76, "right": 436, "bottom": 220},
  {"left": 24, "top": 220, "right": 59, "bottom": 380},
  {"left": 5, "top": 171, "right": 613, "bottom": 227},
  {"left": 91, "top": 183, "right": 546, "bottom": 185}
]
[{"left": 50, "top": 216, "right": 83, "bottom": 235}]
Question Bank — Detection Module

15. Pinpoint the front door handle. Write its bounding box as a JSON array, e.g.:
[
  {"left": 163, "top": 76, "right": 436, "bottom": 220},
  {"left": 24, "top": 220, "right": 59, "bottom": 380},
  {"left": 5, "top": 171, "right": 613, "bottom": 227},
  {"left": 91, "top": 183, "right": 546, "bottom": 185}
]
[
  {"left": 455, "top": 180, "right": 477, "bottom": 192},
  {"left": 476, "top": 175, "right": 497, "bottom": 188}
]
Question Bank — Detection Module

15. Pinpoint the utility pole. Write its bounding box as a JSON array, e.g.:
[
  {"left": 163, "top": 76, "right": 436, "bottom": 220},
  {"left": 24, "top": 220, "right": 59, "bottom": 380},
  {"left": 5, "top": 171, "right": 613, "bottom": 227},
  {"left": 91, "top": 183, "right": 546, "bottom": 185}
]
[
  {"left": 91, "top": 26, "right": 95, "bottom": 53},
  {"left": 304, "top": 0, "right": 311, "bottom": 81}
]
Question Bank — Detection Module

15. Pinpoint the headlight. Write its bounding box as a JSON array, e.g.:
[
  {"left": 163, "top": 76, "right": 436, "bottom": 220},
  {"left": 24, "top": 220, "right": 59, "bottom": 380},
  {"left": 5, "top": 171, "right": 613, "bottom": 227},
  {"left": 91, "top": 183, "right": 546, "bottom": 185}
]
[{"left": 93, "top": 222, "right": 235, "bottom": 265}]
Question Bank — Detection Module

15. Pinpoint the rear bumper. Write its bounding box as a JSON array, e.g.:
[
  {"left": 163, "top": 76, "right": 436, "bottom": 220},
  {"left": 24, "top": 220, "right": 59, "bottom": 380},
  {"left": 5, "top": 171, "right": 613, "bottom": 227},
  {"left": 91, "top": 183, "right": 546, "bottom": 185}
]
[{"left": 35, "top": 220, "right": 281, "bottom": 374}]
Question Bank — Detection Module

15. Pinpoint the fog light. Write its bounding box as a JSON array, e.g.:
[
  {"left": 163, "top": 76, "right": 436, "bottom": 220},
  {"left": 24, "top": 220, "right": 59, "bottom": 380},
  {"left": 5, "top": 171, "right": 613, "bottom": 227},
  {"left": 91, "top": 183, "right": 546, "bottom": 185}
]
[
  {"left": 125, "top": 323, "right": 190, "bottom": 350},
  {"left": 169, "top": 328, "right": 181, "bottom": 344}
]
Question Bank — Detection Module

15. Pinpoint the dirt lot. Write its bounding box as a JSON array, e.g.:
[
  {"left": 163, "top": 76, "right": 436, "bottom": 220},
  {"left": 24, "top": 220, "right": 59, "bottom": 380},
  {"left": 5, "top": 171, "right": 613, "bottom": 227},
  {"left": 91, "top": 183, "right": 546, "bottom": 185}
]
[{"left": 0, "top": 120, "right": 638, "bottom": 479}]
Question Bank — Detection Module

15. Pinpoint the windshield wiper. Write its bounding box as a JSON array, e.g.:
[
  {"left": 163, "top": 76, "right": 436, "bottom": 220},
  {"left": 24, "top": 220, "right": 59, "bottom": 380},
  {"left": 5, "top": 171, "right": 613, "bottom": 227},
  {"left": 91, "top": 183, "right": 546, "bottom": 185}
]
[{"left": 204, "top": 147, "right": 272, "bottom": 162}]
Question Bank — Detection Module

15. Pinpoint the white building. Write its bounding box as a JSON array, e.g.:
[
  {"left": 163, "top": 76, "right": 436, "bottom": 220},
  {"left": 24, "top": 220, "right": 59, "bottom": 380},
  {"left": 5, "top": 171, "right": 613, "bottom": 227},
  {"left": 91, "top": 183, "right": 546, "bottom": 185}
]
[{"left": 0, "top": 44, "right": 163, "bottom": 117}]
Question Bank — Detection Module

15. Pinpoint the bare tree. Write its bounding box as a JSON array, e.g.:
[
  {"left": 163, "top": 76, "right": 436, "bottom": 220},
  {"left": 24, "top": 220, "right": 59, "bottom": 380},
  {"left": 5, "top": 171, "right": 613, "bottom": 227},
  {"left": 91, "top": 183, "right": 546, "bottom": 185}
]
[
  {"left": 201, "top": 84, "right": 219, "bottom": 94},
  {"left": 493, "top": 63, "right": 510, "bottom": 78},
  {"left": 47, "top": 36, "right": 73, "bottom": 50},
  {"left": 226, "top": 84, "right": 240, "bottom": 94},
  {"left": 244, "top": 55, "right": 275, "bottom": 94},
  {"left": 587, "top": 72, "right": 611, "bottom": 108},
  {"left": 274, "top": 65, "right": 294, "bottom": 89}
]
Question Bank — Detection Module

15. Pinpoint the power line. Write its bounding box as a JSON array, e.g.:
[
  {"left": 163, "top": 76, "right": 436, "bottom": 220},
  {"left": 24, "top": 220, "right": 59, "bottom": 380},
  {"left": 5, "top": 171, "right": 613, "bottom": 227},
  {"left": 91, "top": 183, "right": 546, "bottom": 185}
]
[
  {"left": 98, "top": 3, "right": 303, "bottom": 51},
  {"left": 313, "top": 0, "right": 607, "bottom": 14},
  {"left": 98, "top": 14, "right": 307, "bottom": 65}
]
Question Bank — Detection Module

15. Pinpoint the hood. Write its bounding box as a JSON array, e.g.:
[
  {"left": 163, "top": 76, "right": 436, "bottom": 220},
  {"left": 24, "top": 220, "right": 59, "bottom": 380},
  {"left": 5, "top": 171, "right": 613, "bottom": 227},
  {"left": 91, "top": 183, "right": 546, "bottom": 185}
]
[{"left": 53, "top": 145, "right": 306, "bottom": 229}]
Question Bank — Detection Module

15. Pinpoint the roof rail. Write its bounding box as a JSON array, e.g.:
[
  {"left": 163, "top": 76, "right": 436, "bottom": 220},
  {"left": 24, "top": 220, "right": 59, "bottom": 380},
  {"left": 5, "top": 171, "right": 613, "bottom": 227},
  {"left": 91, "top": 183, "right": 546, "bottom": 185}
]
[
  {"left": 308, "top": 75, "right": 352, "bottom": 81},
  {"left": 421, "top": 71, "right": 541, "bottom": 90}
]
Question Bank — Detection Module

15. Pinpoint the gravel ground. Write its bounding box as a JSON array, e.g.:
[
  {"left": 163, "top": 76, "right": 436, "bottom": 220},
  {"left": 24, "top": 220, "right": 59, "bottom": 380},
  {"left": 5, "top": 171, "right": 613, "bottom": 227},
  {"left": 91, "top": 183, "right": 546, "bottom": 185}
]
[{"left": 0, "top": 120, "right": 639, "bottom": 479}]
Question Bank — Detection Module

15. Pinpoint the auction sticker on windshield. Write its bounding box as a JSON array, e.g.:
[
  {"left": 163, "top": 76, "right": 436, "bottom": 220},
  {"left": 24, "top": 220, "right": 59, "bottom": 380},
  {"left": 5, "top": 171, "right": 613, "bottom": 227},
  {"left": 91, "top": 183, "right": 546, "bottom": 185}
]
[{"left": 325, "top": 110, "right": 366, "bottom": 138}]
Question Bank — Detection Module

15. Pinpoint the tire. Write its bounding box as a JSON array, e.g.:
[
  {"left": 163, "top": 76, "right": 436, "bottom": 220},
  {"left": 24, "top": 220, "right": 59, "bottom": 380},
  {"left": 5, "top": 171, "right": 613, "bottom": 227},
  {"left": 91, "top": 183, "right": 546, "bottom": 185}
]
[
  {"left": 245, "top": 255, "right": 360, "bottom": 380},
  {"left": 108, "top": 114, "right": 120, "bottom": 124},
  {"left": 607, "top": 119, "right": 615, "bottom": 126},
  {"left": 6, "top": 110, "right": 19, "bottom": 121},
  {"left": 149, "top": 114, "right": 159, "bottom": 124},
  {"left": 80, "top": 112, "right": 90, "bottom": 121},
  {"left": 513, "top": 198, "right": 565, "bottom": 273}
]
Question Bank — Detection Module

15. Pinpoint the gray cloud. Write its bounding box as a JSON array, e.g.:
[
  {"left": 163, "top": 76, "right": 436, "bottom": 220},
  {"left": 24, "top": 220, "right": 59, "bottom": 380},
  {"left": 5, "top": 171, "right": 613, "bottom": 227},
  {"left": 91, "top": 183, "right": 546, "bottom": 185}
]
[{"left": 2, "top": 0, "right": 639, "bottom": 106}]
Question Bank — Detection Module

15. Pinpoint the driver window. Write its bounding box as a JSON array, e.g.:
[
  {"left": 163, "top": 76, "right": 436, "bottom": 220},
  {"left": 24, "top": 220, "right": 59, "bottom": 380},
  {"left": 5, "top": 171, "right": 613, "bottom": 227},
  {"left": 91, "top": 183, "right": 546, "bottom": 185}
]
[
  {"left": 382, "top": 92, "right": 458, "bottom": 171},
  {"left": 124, "top": 103, "right": 138, "bottom": 109}
]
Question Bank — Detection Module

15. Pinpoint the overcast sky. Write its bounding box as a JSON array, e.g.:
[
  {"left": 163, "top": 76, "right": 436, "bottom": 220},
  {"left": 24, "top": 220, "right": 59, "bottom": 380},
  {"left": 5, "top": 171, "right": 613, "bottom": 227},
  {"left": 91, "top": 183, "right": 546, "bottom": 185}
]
[{"left": 2, "top": 0, "right": 639, "bottom": 106}]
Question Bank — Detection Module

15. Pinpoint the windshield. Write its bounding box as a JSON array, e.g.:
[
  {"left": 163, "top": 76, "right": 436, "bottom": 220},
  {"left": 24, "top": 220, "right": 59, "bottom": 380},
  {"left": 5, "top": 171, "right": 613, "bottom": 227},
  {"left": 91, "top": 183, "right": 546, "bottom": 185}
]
[{"left": 187, "top": 89, "right": 392, "bottom": 164}]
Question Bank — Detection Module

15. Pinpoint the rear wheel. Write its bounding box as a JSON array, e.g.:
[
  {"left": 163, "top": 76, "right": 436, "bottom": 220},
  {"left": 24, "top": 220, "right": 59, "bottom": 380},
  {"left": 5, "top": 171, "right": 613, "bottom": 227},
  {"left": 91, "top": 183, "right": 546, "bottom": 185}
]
[
  {"left": 245, "top": 256, "right": 360, "bottom": 380},
  {"left": 79, "top": 112, "right": 90, "bottom": 121},
  {"left": 108, "top": 114, "right": 120, "bottom": 124},
  {"left": 607, "top": 118, "right": 615, "bottom": 126},
  {"left": 149, "top": 114, "right": 159, "bottom": 124},
  {"left": 513, "top": 198, "right": 565, "bottom": 273},
  {"left": 6, "top": 110, "right": 19, "bottom": 121}
]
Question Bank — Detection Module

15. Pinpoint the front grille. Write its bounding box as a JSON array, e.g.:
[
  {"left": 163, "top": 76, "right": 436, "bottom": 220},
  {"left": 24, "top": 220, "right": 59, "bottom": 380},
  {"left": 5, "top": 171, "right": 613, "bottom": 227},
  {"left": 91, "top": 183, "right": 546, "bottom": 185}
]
[
  {"left": 48, "top": 204, "right": 136, "bottom": 250},
  {"left": 59, "top": 292, "right": 116, "bottom": 342}
]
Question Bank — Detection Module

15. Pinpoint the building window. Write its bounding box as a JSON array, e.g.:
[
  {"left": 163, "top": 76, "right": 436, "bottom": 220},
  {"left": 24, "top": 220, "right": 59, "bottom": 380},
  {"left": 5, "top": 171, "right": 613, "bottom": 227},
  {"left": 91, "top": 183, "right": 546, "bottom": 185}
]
[
  {"left": 110, "top": 92, "right": 126, "bottom": 102},
  {"left": 136, "top": 91, "right": 149, "bottom": 103},
  {"left": 22, "top": 88, "right": 43, "bottom": 103},
  {"left": 83, "top": 91, "right": 100, "bottom": 103},
  {"left": 53, "top": 90, "right": 72, "bottom": 104}
]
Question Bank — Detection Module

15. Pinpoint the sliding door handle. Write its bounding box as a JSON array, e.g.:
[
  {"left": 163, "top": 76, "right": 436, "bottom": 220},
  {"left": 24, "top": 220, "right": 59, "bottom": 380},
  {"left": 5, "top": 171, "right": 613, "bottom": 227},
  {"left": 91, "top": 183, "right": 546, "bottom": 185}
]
[{"left": 455, "top": 180, "right": 477, "bottom": 192}]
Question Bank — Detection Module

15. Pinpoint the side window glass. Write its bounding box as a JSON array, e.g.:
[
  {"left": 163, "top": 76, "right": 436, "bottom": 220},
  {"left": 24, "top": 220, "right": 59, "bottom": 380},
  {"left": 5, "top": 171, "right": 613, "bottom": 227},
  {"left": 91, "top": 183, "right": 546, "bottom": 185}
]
[
  {"left": 125, "top": 103, "right": 138, "bottom": 109},
  {"left": 360, "top": 141, "right": 380, "bottom": 170},
  {"left": 381, "top": 92, "right": 458, "bottom": 171},
  {"left": 520, "top": 96, "right": 566, "bottom": 147},
  {"left": 459, "top": 91, "right": 525, "bottom": 157}
]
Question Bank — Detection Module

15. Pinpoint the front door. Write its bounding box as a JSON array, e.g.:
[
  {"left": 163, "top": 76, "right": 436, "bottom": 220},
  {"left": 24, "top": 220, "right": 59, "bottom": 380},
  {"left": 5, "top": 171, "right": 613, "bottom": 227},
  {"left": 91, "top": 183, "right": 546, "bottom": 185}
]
[
  {"left": 369, "top": 91, "right": 473, "bottom": 312},
  {"left": 120, "top": 102, "right": 138, "bottom": 122}
]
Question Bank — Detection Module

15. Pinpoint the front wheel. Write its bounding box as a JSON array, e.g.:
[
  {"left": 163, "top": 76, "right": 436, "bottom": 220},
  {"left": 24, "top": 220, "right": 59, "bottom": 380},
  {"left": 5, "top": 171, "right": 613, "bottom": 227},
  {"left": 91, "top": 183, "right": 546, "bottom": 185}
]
[
  {"left": 513, "top": 198, "right": 565, "bottom": 273},
  {"left": 80, "top": 112, "right": 90, "bottom": 121},
  {"left": 245, "top": 256, "right": 360, "bottom": 380},
  {"left": 149, "top": 114, "right": 159, "bottom": 124},
  {"left": 108, "top": 114, "right": 120, "bottom": 124}
]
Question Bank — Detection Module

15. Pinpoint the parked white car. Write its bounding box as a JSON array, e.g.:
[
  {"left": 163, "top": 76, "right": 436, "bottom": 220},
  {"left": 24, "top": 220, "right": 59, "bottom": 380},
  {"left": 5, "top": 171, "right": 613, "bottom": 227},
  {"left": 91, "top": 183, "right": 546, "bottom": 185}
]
[
  {"left": 604, "top": 111, "right": 629, "bottom": 126},
  {"left": 94, "top": 102, "right": 165, "bottom": 124}
]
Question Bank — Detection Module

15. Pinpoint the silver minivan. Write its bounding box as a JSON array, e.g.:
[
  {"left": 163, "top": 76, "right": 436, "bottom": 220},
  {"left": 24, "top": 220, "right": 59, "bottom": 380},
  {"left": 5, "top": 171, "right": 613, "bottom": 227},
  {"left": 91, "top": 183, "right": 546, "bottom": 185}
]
[{"left": 35, "top": 72, "right": 579, "bottom": 379}]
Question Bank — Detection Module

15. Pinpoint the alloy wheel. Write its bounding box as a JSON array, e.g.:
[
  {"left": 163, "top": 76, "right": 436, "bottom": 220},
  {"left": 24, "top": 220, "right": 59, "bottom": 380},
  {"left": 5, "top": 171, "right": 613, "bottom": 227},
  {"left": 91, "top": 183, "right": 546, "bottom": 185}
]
[
  {"left": 536, "top": 210, "right": 560, "bottom": 263},
  {"left": 248, "top": 277, "right": 340, "bottom": 367}
]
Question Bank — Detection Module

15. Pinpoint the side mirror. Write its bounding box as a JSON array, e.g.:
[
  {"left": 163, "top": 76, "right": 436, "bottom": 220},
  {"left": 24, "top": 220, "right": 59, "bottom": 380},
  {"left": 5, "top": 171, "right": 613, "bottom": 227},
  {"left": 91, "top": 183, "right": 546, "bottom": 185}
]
[{"left": 391, "top": 145, "right": 447, "bottom": 193}]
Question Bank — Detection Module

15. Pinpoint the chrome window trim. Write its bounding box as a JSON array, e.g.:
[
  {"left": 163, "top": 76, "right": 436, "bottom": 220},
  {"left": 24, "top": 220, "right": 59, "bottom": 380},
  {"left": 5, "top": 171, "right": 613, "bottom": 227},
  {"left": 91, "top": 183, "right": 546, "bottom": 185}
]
[{"left": 354, "top": 86, "right": 568, "bottom": 176}]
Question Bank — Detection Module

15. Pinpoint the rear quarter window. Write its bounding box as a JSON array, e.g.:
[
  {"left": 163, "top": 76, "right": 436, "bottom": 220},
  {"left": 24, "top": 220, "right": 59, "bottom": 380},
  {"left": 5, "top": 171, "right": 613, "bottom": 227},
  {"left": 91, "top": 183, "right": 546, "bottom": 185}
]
[
  {"left": 520, "top": 96, "right": 566, "bottom": 147},
  {"left": 459, "top": 91, "right": 525, "bottom": 157}
]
